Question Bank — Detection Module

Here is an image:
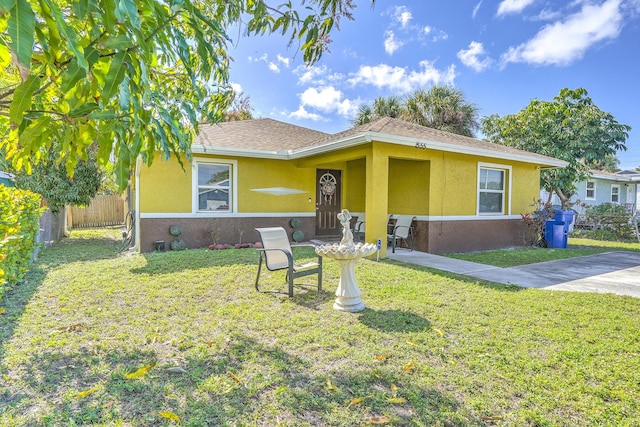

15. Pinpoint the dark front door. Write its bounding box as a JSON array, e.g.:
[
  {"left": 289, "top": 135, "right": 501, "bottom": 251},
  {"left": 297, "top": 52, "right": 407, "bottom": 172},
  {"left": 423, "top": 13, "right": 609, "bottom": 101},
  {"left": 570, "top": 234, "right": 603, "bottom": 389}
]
[{"left": 316, "top": 169, "right": 342, "bottom": 236}]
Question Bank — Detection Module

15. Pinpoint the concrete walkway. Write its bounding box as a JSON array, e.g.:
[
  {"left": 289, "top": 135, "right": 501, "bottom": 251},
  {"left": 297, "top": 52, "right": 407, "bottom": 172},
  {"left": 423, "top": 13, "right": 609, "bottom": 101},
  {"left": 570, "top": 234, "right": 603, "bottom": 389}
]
[{"left": 386, "top": 250, "right": 640, "bottom": 298}]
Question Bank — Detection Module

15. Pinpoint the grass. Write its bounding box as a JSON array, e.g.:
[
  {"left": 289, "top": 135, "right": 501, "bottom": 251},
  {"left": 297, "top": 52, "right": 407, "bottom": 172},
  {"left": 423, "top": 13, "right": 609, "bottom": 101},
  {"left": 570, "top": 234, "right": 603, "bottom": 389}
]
[
  {"left": 445, "top": 238, "right": 640, "bottom": 268},
  {"left": 1, "top": 229, "right": 639, "bottom": 426}
]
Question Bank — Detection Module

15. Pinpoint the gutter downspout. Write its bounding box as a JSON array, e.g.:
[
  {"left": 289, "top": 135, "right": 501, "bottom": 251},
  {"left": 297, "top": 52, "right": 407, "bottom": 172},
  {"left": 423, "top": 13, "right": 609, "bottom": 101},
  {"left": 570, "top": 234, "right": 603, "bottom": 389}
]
[{"left": 130, "top": 156, "right": 142, "bottom": 252}]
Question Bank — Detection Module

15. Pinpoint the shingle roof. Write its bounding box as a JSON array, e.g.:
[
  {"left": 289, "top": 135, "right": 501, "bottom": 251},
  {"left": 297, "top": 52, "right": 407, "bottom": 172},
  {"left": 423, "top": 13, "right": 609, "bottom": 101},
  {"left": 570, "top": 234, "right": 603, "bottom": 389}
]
[
  {"left": 193, "top": 116, "right": 565, "bottom": 166},
  {"left": 196, "top": 118, "right": 328, "bottom": 151},
  {"left": 292, "top": 117, "right": 560, "bottom": 163}
]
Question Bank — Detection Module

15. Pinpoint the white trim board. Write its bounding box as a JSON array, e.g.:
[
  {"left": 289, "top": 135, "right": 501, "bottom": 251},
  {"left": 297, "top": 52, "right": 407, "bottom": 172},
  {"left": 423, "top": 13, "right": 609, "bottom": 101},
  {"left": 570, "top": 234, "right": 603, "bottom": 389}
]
[
  {"left": 140, "top": 213, "right": 520, "bottom": 221},
  {"left": 141, "top": 212, "right": 316, "bottom": 219}
]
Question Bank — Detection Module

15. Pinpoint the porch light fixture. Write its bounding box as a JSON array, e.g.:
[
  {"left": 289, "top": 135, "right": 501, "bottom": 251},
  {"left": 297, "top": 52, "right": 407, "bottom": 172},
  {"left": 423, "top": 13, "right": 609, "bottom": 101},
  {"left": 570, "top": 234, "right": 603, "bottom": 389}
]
[{"left": 250, "top": 187, "right": 308, "bottom": 196}]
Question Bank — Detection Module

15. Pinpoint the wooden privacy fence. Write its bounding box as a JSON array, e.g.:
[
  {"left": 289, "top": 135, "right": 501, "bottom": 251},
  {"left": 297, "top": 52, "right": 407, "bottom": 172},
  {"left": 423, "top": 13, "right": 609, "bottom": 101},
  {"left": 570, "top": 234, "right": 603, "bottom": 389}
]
[{"left": 68, "top": 194, "right": 126, "bottom": 228}]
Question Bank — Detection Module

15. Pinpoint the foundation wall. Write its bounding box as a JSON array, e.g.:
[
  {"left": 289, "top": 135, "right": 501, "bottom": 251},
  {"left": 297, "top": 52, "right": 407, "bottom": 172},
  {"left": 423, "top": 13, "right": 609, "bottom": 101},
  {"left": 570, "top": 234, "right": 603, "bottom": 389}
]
[{"left": 140, "top": 217, "right": 315, "bottom": 253}]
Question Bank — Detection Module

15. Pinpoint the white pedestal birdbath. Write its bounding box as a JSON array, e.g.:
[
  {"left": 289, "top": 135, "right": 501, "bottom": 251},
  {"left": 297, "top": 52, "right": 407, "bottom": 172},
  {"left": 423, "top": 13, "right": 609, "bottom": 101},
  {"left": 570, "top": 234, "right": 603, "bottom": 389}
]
[{"left": 315, "top": 209, "right": 377, "bottom": 312}]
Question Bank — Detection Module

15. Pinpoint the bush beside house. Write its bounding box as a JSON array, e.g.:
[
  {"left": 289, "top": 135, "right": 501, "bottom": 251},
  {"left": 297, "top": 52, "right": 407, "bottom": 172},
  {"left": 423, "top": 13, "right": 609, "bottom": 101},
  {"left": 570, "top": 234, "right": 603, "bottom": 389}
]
[{"left": 0, "top": 186, "right": 43, "bottom": 302}]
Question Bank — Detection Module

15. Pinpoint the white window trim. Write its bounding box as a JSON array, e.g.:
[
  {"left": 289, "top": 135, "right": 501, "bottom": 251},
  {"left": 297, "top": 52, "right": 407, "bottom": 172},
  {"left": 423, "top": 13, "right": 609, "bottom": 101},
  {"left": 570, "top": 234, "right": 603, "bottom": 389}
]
[
  {"left": 477, "top": 162, "right": 512, "bottom": 216},
  {"left": 192, "top": 158, "right": 238, "bottom": 214},
  {"left": 611, "top": 184, "right": 620, "bottom": 204},
  {"left": 585, "top": 180, "right": 596, "bottom": 200}
]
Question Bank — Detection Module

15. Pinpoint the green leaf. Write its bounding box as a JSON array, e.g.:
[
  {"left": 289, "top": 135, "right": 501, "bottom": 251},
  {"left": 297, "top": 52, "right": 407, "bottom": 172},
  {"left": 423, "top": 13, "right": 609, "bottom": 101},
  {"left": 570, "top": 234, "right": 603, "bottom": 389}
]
[
  {"left": 61, "top": 59, "right": 85, "bottom": 92},
  {"left": 102, "top": 51, "right": 127, "bottom": 103},
  {"left": 7, "top": 0, "right": 35, "bottom": 69},
  {"left": 87, "top": 110, "right": 117, "bottom": 120},
  {"left": 100, "top": 35, "right": 133, "bottom": 50},
  {"left": 0, "top": 0, "right": 13, "bottom": 14},
  {"left": 69, "top": 102, "right": 99, "bottom": 117},
  {"left": 9, "top": 75, "right": 40, "bottom": 125},
  {"left": 118, "top": 75, "right": 131, "bottom": 110},
  {"left": 42, "top": 0, "right": 87, "bottom": 70},
  {"left": 114, "top": 142, "right": 131, "bottom": 189},
  {"left": 71, "top": 0, "right": 88, "bottom": 20},
  {"left": 101, "top": 0, "right": 116, "bottom": 32},
  {"left": 116, "top": 0, "right": 140, "bottom": 29},
  {"left": 18, "top": 115, "right": 52, "bottom": 148}
]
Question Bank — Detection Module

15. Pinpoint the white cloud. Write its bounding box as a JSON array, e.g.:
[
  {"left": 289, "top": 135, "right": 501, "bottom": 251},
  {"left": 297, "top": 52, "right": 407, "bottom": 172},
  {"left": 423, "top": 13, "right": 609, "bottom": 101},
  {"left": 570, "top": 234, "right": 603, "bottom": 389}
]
[
  {"left": 294, "top": 64, "right": 344, "bottom": 86},
  {"left": 422, "top": 26, "right": 448, "bottom": 42},
  {"left": 348, "top": 61, "right": 457, "bottom": 94},
  {"left": 501, "top": 0, "right": 623, "bottom": 66},
  {"left": 497, "top": 0, "right": 536, "bottom": 16},
  {"left": 230, "top": 83, "right": 243, "bottom": 94},
  {"left": 276, "top": 54, "right": 291, "bottom": 68},
  {"left": 393, "top": 5, "right": 413, "bottom": 28},
  {"left": 248, "top": 53, "right": 268, "bottom": 63},
  {"left": 473, "top": 1, "right": 483, "bottom": 18},
  {"left": 268, "top": 62, "right": 280, "bottom": 73},
  {"left": 531, "top": 8, "right": 562, "bottom": 21},
  {"left": 288, "top": 106, "right": 322, "bottom": 121},
  {"left": 298, "top": 86, "right": 358, "bottom": 117},
  {"left": 384, "top": 31, "right": 404, "bottom": 55},
  {"left": 457, "top": 41, "right": 493, "bottom": 72}
]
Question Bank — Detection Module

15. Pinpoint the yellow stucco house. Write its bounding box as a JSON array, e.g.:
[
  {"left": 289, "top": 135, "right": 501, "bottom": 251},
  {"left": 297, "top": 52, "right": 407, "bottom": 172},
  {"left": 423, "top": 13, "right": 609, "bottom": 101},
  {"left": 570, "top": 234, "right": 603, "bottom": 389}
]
[{"left": 133, "top": 117, "right": 566, "bottom": 256}]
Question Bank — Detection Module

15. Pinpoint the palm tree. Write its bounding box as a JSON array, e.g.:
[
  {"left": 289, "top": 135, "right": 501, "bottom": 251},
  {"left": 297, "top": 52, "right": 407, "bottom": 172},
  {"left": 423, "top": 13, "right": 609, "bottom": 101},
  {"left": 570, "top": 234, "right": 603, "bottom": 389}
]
[
  {"left": 403, "top": 86, "right": 479, "bottom": 137},
  {"left": 351, "top": 96, "right": 403, "bottom": 126},
  {"left": 351, "top": 86, "right": 479, "bottom": 137}
]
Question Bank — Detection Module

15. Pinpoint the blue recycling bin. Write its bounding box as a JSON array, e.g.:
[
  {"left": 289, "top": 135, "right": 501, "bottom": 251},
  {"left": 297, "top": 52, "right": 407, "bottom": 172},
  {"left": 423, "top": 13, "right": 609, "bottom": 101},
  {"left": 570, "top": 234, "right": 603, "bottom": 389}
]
[
  {"left": 554, "top": 209, "right": 575, "bottom": 234},
  {"left": 544, "top": 220, "right": 567, "bottom": 248}
]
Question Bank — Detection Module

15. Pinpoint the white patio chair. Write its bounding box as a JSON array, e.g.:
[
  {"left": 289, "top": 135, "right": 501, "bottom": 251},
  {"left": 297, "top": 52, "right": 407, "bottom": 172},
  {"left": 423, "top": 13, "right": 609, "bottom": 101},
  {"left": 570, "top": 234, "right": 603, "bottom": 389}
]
[
  {"left": 255, "top": 227, "right": 322, "bottom": 297},
  {"left": 387, "top": 215, "right": 415, "bottom": 253}
]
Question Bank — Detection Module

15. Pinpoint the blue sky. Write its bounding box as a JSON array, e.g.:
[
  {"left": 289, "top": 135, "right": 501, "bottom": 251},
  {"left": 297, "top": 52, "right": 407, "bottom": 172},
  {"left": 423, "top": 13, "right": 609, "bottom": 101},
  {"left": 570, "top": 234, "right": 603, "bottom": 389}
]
[{"left": 227, "top": 0, "right": 640, "bottom": 169}]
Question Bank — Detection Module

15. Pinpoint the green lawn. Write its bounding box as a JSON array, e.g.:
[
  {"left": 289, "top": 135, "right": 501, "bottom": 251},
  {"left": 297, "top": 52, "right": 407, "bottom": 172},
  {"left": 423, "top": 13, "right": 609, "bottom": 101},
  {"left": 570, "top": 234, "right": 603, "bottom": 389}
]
[
  {"left": 1, "top": 229, "right": 639, "bottom": 426},
  {"left": 445, "top": 238, "right": 640, "bottom": 268}
]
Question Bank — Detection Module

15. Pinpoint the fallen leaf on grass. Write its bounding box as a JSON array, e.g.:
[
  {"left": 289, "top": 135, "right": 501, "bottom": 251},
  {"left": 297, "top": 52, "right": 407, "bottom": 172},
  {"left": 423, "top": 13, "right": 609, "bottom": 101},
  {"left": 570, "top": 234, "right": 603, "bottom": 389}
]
[
  {"left": 406, "top": 340, "right": 418, "bottom": 346},
  {"left": 433, "top": 328, "right": 444, "bottom": 337},
  {"left": 159, "top": 411, "right": 181, "bottom": 423},
  {"left": 364, "top": 416, "right": 391, "bottom": 424},
  {"left": 390, "top": 384, "right": 398, "bottom": 396},
  {"left": 125, "top": 362, "right": 156, "bottom": 379},
  {"left": 205, "top": 341, "right": 215, "bottom": 346},
  {"left": 403, "top": 362, "right": 415, "bottom": 372},
  {"left": 0, "top": 308, "right": 5, "bottom": 315},
  {"left": 327, "top": 379, "right": 337, "bottom": 390},
  {"left": 481, "top": 415, "right": 504, "bottom": 421},
  {"left": 166, "top": 367, "right": 187, "bottom": 374},
  {"left": 347, "top": 397, "right": 363, "bottom": 408},
  {"left": 57, "top": 323, "right": 87, "bottom": 332},
  {"left": 76, "top": 387, "right": 98, "bottom": 398},
  {"left": 228, "top": 372, "right": 242, "bottom": 383},
  {"left": 274, "top": 386, "right": 287, "bottom": 395},
  {"left": 372, "top": 370, "right": 382, "bottom": 379},
  {"left": 387, "top": 397, "right": 406, "bottom": 404},
  {"left": 375, "top": 354, "right": 390, "bottom": 361}
]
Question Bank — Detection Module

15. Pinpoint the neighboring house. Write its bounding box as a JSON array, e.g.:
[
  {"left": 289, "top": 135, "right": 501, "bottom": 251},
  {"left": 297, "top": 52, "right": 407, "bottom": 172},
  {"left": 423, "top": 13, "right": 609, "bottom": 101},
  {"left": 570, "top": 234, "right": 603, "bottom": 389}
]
[
  {"left": 134, "top": 117, "right": 565, "bottom": 255},
  {"left": 0, "top": 171, "right": 15, "bottom": 187},
  {"left": 541, "top": 170, "right": 640, "bottom": 221}
]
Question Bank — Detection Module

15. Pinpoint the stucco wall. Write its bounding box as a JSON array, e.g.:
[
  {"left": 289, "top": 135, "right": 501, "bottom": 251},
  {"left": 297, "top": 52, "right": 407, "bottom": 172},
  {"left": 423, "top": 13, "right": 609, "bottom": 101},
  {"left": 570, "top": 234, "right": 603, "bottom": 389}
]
[
  {"left": 137, "top": 142, "right": 543, "bottom": 254},
  {"left": 139, "top": 155, "right": 317, "bottom": 214}
]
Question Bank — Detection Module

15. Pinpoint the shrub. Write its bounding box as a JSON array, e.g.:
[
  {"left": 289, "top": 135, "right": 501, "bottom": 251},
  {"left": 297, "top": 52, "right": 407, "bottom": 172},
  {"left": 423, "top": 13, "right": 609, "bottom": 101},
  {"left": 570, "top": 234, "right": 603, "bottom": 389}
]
[
  {"left": 521, "top": 199, "right": 554, "bottom": 247},
  {"left": 0, "top": 186, "right": 43, "bottom": 301},
  {"left": 584, "top": 203, "right": 634, "bottom": 241}
]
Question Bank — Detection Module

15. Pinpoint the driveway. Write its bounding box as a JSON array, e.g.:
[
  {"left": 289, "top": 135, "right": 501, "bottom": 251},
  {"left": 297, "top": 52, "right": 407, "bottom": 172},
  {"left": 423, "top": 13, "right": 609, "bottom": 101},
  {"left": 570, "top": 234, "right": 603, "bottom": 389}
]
[{"left": 386, "top": 250, "right": 640, "bottom": 298}]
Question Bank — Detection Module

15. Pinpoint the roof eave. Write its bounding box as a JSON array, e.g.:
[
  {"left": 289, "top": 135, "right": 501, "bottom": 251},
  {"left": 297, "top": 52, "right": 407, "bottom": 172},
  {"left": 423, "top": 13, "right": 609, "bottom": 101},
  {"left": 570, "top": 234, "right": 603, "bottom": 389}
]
[
  {"left": 193, "top": 131, "right": 568, "bottom": 168},
  {"left": 370, "top": 132, "right": 568, "bottom": 167},
  {"left": 191, "top": 144, "right": 289, "bottom": 159}
]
